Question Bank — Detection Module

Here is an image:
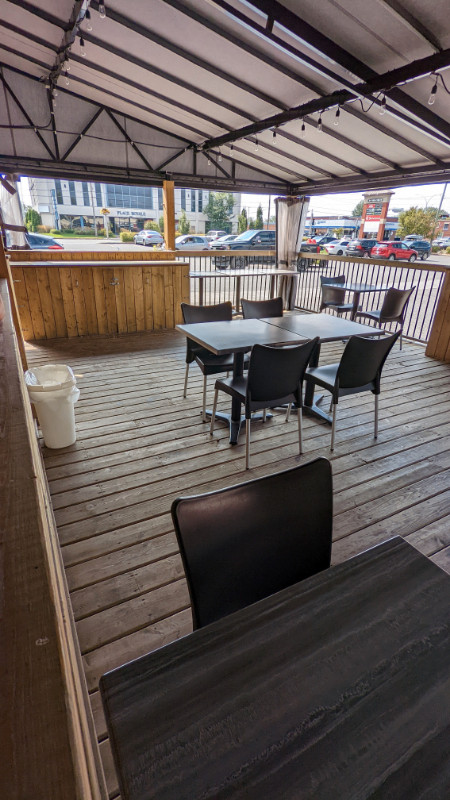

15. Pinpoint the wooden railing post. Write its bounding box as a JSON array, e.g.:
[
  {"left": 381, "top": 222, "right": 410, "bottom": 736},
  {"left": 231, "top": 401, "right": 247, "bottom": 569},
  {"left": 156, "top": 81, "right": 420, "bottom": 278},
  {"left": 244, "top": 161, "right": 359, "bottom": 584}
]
[
  {"left": 163, "top": 180, "right": 175, "bottom": 251},
  {"left": 425, "top": 268, "right": 450, "bottom": 362},
  {"left": 0, "top": 236, "right": 28, "bottom": 368}
]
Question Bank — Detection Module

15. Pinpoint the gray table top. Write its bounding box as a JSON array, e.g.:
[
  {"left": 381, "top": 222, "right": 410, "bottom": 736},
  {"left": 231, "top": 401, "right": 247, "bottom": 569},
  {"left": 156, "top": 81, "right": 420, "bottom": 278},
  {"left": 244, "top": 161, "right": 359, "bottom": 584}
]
[
  {"left": 189, "top": 269, "right": 298, "bottom": 278},
  {"left": 263, "top": 312, "right": 383, "bottom": 342},
  {"left": 100, "top": 537, "right": 450, "bottom": 800},
  {"left": 325, "top": 282, "right": 388, "bottom": 292},
  {"left": 176, "top": 318, "right": 307, "bottom": 355}
]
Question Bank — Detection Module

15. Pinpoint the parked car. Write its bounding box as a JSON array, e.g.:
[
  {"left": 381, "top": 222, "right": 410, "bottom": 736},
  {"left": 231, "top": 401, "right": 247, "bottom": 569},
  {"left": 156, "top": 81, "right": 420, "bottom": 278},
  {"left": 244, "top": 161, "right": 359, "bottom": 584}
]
[
  {"left": 346, "top": 238, "right": 378, "bottom": 257},
  {"left": 134, "top": 230, "right": 164, "bottom": 246},
  {"left": 401, "top": 238, "right": 430, "bottom": 260},
  {"left": 324, "top": 238, "right": 352, "bottom": 255},
  {"left": 210, "top": 234, "right": 238, "bottom": 250},
  {"left": 215, "top": 229, "right": 276, "bottom": 268},
  {"left": 432, "top": 237, "right": 450, "bottom": 247},
  {"left": 24, "top": 232, "right": 64, "bottom": 250},
  {"left": 370, "top": 241, "right": 418, "bottom": 261},
  {"left": 206, "top": 230, "right": 228, "bottom": 241},
  {"left": 403, "top": 234, "right": 423, "bottom": 242},
  {"left": 311, "top": 235, "right": 339, "bottom": 246},
  {"left": 174, "top": 235, "right": 210, "bottom": 250},
  {"left": 300, "top": 241, "right": 322, "bottom": 253}
]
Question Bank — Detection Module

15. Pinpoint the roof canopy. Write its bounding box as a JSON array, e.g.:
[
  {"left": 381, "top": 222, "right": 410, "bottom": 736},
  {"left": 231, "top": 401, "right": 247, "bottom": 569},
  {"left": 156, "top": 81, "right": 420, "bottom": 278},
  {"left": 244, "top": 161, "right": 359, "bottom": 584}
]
[{"left": 1, "top": 0, "right": 450, "bottom": 194}]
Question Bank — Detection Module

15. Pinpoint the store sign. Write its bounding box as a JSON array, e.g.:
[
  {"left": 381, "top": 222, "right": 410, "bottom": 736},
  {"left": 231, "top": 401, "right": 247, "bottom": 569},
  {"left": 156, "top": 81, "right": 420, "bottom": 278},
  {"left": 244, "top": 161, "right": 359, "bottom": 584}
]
[
  {"left": 116, "top": 209, "right": 147, "bottom": 217},
  {"left": 365, "top": 214, "right": 382, "bottom": 221},
  {"left": 364, "top": 220, "right": 379, "bottom": 232}
]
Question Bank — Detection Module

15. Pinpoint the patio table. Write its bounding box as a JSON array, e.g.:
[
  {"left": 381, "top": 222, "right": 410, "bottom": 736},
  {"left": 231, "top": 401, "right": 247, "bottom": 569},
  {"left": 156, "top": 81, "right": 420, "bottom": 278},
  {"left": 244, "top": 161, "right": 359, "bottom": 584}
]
[
  {"left": 100, "top": 536, "right": 450, "bottom": 800},
  {"left": 177, "top": 318, "right": 307, "bottom": 443},
  {"left": 323, "top": 281, "right": 389, "bottom": 319},
  {"left": 263, "top": 312, "right": 384, "bottom": 423},
  {"left": 189, "top": 268, "right": 298, "bottom": 310}
]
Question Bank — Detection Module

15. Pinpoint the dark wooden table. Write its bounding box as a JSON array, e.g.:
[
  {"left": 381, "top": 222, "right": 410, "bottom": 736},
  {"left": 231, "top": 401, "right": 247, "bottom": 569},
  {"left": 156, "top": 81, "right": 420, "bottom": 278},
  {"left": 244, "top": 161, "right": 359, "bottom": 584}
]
[
  {"left": 323, "top": 281, "right": 388, "bottom": 319},
  {"left": 177, "top": 318, "right": 307, "bottom": 443},
  {"left": 264, "top": 313, "right": 384, "bottom": 423},
  {"left": 100, "top": 537, "right": 450, "bottom": 800}
]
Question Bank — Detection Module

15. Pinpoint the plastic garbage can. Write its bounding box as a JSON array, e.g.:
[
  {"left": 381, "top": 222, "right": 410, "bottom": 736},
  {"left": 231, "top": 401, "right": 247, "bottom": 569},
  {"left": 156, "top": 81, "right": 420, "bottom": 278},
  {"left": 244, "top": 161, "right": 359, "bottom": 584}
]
[{"left": 25, "top": 364, "right": 80, "bottom": 448}]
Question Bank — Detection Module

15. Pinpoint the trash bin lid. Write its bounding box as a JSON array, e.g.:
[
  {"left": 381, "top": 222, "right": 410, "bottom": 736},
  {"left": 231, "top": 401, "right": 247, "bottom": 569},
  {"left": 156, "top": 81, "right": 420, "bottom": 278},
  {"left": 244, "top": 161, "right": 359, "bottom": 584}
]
[{"left": 25, "top": 364, "right": 77, "bottom": 392}]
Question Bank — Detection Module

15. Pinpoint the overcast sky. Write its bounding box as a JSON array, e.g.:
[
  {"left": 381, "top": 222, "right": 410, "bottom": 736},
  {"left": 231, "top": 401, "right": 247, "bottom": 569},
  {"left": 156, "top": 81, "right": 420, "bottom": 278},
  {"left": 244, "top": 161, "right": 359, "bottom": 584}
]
[{"left": 242, "top": 182, "right": 449, "bottom": 219}]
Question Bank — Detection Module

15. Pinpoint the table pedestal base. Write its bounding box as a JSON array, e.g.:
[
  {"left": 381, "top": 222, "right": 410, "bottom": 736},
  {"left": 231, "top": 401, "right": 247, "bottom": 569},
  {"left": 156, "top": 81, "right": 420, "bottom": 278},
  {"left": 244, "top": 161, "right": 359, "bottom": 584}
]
[
  {"left": 205, "top": 409, "right": 273, "bottom": 445},
  {"left": 303, "top": 393, "right": 333, "bottom": 424}
]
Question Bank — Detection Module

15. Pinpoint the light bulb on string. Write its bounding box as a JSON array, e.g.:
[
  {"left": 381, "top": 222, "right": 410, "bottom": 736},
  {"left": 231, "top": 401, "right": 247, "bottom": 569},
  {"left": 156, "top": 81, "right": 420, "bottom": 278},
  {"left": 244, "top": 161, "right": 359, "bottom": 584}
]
[
  {"left": 218, "top": 150, "right": 223, "bottom": 163},
  {"left": 65, "top": 58, "right": 71, "bottom": 71},
  {"left": 428, "top": 77, "right": 438, "bottom": 106},
  {"left": 98, "top": 3, "right": 106, "bottom": 19},
  {"left": 300, "top": 120, "right": 306, "bottom": 138},
  {"left": 272, "top": 127, "right": 277, "bottom": 139},
  {"left": 64, "top": 70, "right": 70, "bottom": 86},
  {"left": 79, "top": 35, "right": 86, "bottom": 56},
  {"left": 254, "top": 136, "right": 259, "bottom": 152},
  {"left": 317, "top": 115, "right": 323, "bottom": 132},
  {"left": 229, "top": 142, "right": 234, "bottom": 154},
  {"left": 85, "top": 9, "right": 92, "bottom": 31},
  {"left": 334, "top": 107, "right": 340, "bottom": 126},
  {"left": 379, "top": 94, "right": 387, "bottom": 115}
]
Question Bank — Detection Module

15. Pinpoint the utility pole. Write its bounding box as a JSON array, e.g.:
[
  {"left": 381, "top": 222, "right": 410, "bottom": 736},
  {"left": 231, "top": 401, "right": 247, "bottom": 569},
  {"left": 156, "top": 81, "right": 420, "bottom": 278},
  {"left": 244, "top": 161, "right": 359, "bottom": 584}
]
[
  {"left": 429, "top": 183, "right": 448, "bottom": 244},
  {"left": 90, "top": 182, "right": 97, "bottom": 235}
]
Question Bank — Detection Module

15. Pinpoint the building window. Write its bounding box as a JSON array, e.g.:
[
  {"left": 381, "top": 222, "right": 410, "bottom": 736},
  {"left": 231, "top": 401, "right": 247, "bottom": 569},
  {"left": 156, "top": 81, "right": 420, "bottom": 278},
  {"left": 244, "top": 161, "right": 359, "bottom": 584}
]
[
  {"left": 158, "top": 188, "right": 163, "bottom": 210},
  {"left": 82, "top": 182, "right": 90, "bottom": 205},
  {"left": 95, "top": 183, "right": 103, "bottom": 206},
  {"left": 69, "top": 181, "right": 77, "bottom": 205},
  {"left": 55, "top": 179, "right": 63, "bottom": 204},
  {"left": 180, "top": 189, "right": 186, "bottom": 210},
  {"left": 106, "top": 184, "right": 153, "bottom": 209},
  {"left": 198, "top": 190, "right": 202, "bottom": 213},
  {"left": 191, "top": 192, "right": 196, "bottom": 212}
]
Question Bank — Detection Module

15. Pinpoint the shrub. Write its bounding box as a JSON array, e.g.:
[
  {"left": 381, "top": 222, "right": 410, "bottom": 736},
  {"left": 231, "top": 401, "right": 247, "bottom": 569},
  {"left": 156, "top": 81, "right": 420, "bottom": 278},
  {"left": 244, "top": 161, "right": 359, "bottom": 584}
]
[
  {"left": 50, "top": 228, "right": 62, "bottom": 235},
  {"left": 37, "top": 224, "right": 51, "bottom": 233},
  {"left": 120, "top": 231, "right": 135, "bottom": 242},
  {"left": 446, "top": 247, "right": 450, "bottom": 255},
  {"left": 431, "top": 245, "right": 440, "bottom": 253},
  {"left": 144, "top": 220, "right": 160, "bottom": 231}
]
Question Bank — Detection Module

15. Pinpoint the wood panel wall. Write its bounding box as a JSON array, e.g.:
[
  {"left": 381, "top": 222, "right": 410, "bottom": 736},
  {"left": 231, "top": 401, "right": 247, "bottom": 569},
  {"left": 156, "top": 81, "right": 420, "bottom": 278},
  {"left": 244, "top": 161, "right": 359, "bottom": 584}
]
[
  {"left": 0, "top": 279, "right": 107, "bottom": 799},
  {"left": 8, "top": 252, "right": 189, "bottom": 341},
  {"left": 425, "top": 268, "right": 450, "bottom": 361}
]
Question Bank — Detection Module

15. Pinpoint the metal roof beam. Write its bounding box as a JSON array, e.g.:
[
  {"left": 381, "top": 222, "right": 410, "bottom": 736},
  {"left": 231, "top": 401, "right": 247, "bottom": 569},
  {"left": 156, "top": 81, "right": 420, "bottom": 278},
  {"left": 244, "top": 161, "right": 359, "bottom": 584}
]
[{"left": 0, "top": 70, "right": 55, "bottom": 160}]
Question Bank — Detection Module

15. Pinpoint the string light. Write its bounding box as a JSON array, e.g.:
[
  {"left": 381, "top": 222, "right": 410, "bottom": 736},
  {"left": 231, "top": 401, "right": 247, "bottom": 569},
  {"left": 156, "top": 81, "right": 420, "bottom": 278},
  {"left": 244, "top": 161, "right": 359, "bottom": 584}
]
[
  {"left": 379, "top": 94, "right": 387, "bottom": 115},
  {"left": 254, "top": 136, "right": 259, "bottom": 152},
  {"left": 300, "top": 120, "right": 306, "bottom": 138},
  {"left": 79, "top": 34, "right": 86, "bottom": 57},
  {"left": 334, "top": 106, "right": 340, "bottom": 126},
  {"left": 317, "top": 115, "right": 323, "bottom": 132},
  {"left": 98, "top": 3, "right": 106, "bottom": 19},
  {"left": 64, "top": 71, "right": 70, "bottom": 86},
  {"left": 428, "top": 76, "right": 438, "bottom": 105},
  {"left": 272, "top": 127, "right": 277, "bottom": 139},
  {"left": 229, "top": 142, "right": 234, "bottom": 153},
  {"left": 85, "top": 9, "right": 93, "bottom": 31}
]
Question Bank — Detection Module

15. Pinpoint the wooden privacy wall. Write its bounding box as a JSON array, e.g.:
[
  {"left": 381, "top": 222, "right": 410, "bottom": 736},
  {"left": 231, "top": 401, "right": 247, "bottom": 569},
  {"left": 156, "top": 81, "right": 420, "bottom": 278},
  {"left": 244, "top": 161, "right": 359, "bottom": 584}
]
[
  {"left": 8, "top": 252, "right": 189, "bottom": 341},
  {"left": 425, "top": 269, "right": 450, "bottom": 362}
]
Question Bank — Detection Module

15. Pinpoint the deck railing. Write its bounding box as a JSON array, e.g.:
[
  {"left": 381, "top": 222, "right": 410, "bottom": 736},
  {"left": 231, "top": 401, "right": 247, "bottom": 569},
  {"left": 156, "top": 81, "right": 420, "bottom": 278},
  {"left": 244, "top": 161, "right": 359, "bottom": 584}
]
[{"left": 177, "top": 251, "right": 447, "bottom": 345}]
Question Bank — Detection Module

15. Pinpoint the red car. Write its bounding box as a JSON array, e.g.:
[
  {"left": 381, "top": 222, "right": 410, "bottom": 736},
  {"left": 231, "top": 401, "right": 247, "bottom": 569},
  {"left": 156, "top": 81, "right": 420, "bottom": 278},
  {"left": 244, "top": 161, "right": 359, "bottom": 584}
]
[{"left": 370, "top": 241, "right": 418, "bottom": 261}]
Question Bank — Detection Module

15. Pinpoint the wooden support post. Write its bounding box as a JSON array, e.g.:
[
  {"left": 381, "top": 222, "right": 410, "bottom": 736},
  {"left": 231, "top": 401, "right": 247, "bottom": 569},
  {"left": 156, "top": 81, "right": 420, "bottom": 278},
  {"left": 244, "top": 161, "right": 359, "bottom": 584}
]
[
  {"left": 163, "top": 180, "right": 175, "bottom": 252},
  {"left": 425, "top": 269, "right": 450, "bottom": 362},
  {"left": 0, "top": 236, "right": 28, "bottom": 369}
]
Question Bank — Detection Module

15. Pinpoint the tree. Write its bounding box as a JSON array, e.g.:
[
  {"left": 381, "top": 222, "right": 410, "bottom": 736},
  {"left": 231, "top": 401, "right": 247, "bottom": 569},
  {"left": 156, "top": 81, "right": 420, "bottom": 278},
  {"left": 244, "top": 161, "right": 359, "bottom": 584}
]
[
  {"left": 25, "top": 207, "right": 42, "bottom": 232},
  {"left": 255, "top": 203, "right": 264, "bottom": 229},
  {"left": 205, "top": 192, "right": 234, "bottom": 230},
  {"left": 352, "top": 200, "right": 364, "bottom": 218},
  {"left": 238, "top": 208, "right": 248, "bottom": 233},
  {"left": 177, "top": 210, "right": 190, "bottom": 234},
  {"left": 397, "top": 206, "right": 436, "bottom": 240},
  {"left": 158, "top": 216, "right": 164, "bottom": 233},
  {"left": 248, "top": 218, "right": 256, "bottom": 230},
  {"left": 144, "top": 220, "right": 160, "bottom": 231}
]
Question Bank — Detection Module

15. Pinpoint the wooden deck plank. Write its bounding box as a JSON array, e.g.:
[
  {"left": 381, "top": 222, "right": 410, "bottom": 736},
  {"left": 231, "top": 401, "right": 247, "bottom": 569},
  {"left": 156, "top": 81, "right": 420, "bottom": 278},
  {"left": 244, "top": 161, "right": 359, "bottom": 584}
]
[{"left": 25, "top": 328, "right": 450, "bottom": 791}]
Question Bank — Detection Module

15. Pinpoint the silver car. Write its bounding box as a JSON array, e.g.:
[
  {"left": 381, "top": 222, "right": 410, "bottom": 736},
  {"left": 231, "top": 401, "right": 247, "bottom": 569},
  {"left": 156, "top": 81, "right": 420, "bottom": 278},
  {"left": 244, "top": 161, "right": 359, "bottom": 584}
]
[
  {"left": 134, "top": 230, "right": 164, "bottom": 246},
  {"left": 175, "top": 235, "right": 210, "bottom": 250}
]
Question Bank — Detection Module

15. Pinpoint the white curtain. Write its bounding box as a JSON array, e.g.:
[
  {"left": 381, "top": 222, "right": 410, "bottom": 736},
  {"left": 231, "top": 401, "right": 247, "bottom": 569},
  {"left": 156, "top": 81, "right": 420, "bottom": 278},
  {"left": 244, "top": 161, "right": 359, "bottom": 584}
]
[
  {"left": 0, "top": 177, "right": 28, "bottom": 249},
  {"left": 276, "top": 195, "right": 310, "bottom": 308}
]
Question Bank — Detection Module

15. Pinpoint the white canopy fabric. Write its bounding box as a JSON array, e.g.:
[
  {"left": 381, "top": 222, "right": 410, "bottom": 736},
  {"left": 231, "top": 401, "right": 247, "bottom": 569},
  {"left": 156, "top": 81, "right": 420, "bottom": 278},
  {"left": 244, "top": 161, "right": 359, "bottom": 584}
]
[{"left": 0, "top": 0, "right": 449, "bottom": 194}]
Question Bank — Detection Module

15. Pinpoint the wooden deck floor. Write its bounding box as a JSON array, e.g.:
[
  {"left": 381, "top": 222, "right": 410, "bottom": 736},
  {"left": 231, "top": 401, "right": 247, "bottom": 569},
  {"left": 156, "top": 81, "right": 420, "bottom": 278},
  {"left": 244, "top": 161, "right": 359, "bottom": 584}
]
[{"left": 26, "top": 328, "right": 450, "bottom": 798}]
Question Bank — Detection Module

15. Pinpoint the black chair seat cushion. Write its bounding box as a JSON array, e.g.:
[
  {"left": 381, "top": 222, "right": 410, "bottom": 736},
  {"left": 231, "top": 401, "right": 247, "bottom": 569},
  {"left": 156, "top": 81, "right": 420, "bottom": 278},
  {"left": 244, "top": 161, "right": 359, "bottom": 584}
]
[
  {"left": 306, "top": 363, "right": 339, "bottom": 389},
  {"left": 355, "top": 309, "right": 382, "bottom": 323}
]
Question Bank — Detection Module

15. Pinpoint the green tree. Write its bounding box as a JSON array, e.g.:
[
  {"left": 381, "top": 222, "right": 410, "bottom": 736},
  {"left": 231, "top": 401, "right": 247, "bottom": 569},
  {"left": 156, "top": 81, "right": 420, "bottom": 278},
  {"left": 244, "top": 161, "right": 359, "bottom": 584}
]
[
  {"left": 205, "top": 192, "right": 234, "bottom": 230},
  {"left": 238, "top": 208, "right": 248, "bottom": 233},
  {"left": 397, "top": 206, "right": 436, "bottom": 239},
  {"left": 144, "top": 220, "right": 160, "bottom": 231},
  {"left": 352, "top": 200, "right": 364, "bottom": 218},
  {"left": 158, "top": 216, "right": 164, "bottom": 233},
  {"left": 248, "top": 218, "right": 256, "bottom": 230},
  {"left": 256, "top": 203, "right": 264, "bottom": 229},
  {"left": 25, "top": 207, "right": 42, "bottom": 232},
  {"left": 177, "top": 210, "right": 190, "bottom": 235}
]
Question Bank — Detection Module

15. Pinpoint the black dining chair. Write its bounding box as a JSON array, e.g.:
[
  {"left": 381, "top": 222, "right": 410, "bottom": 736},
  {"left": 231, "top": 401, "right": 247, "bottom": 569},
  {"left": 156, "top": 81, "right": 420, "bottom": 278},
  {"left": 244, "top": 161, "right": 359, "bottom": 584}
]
[
  {"left": 171, "top": 458, "right": 333, "bottom": 629},
  {"left": 181, "top": 301, "right": 236, "bottom": 421},
  {"left": 210, "top": 338, "right": 319, "bottom": 469},
  {"left": 305, "top": 331, "right": 400, "bottom": 451},
  {"left": 241, "top": 296, "right": 283, "bottom": 319},
  {"left": 354, "top": 286, "right": 415, "bottom": 349},
  {"left": 320, "top": 275, "right": 354, "bottom": 316}
]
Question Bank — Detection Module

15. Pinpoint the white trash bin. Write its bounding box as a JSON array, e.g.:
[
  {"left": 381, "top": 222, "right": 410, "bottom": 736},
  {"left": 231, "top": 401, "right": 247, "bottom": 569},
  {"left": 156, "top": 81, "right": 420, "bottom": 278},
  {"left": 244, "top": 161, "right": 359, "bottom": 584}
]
[{"left": 25, "top": 364, "right": 80, "bottom": 448}]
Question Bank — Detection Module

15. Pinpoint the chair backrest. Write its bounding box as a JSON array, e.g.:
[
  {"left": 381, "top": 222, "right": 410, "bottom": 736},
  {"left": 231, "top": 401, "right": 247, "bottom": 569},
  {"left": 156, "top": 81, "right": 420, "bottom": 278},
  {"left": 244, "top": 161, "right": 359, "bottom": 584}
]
[
  {"left": 241, "top": 297, "right": 283, "bottom": 319},
  {"left": 171, "top": 458, "right": 333, "bottom": 628},
  {"left": 379, "top": 286, "right": 415, "bottom": 322},
  {"left": 320, "top": 274, "right": 346, "bottom": 306},
  {"left": 247, "top": 339, "right": 319, "bottom": 405},
  {"left": 181, "top": 301, "right": 233, "bottom": 361},
  {"left": 337, "top": 331, "right": 400, "bottom": 391}
]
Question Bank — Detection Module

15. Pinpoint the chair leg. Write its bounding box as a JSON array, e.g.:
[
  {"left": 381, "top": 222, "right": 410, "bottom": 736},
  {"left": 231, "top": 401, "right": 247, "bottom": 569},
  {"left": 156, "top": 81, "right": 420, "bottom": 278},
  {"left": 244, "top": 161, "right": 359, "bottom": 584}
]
[
  {"left": 285, "top": 402, "right": 292, "bottom": 422},
  {"left": 202, "top": 375, "right": 207, "bottom": 421},
  {"left": 298, "top": 407, "right": 303, "bottom": 455},
  {"left": 262, "top": 408, "right": 267, "bottom": 423},
  {"left": 210, "top": 388, "right": 218, "bottom": 435},
  {"left": 330, "top": 403, "right": 337, "bottom": 451},
  {"left": 245, "top": 418, "right": 251, "bottom": 469},
  {"left": 183, "top": 363, "right": 189, "bottom": 398},
  {"left": 399, "top": 328, "right": 403, "bottom": 350},
  {"left": 374, "top": 393, "right": 379, "bottom": 439}
]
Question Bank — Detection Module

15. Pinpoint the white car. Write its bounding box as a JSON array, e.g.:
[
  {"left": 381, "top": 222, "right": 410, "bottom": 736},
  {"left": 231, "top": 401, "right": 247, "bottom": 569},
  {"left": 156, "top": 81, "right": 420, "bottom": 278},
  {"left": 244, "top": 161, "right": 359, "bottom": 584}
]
[
  {"left": 324, "top": 238, "right": 352, "bottom": 255},
  {"left": 134, "top": 230, "right": 164, "bottom": 246},
  {"left": 175, "top": 235, "right": 210, "bottom": 250}
]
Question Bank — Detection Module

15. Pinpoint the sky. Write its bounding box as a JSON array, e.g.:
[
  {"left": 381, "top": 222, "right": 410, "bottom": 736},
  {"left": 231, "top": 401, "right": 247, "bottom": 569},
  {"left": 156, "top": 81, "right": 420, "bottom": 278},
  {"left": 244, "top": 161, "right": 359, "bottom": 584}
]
[{"left": 241, "top": 183, "right": 449, "bottom": 220}]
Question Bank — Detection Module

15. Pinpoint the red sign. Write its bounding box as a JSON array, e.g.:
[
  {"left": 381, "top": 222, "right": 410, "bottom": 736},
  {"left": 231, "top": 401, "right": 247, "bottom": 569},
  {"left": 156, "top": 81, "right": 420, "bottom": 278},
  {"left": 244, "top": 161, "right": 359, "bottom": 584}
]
[{"left": 365, "top": 214, "right": 382, "bottom": 221}]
